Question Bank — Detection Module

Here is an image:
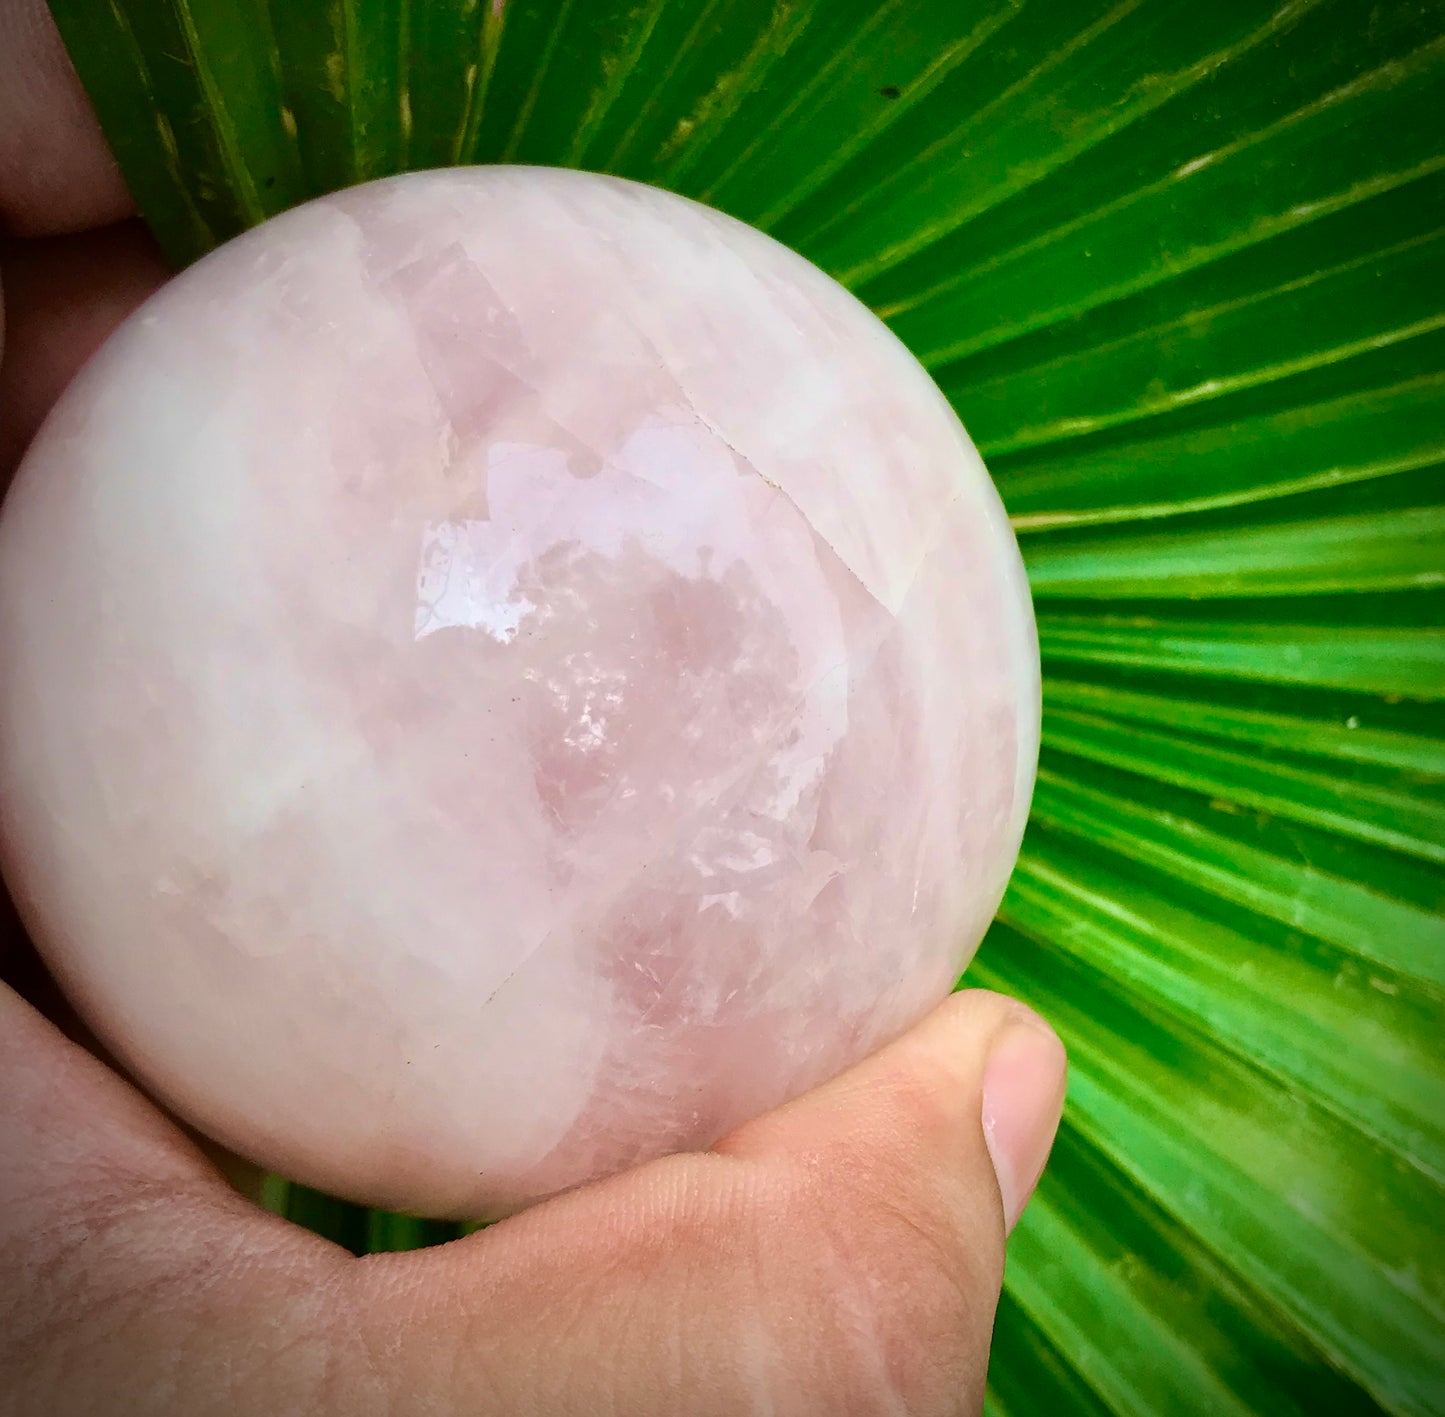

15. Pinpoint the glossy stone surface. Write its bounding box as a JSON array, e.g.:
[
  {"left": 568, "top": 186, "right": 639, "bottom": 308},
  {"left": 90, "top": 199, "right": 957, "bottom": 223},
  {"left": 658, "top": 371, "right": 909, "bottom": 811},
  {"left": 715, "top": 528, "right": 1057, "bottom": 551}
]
[{"left": 0, "top": 168, "right": 1038, "bottom": 1218}]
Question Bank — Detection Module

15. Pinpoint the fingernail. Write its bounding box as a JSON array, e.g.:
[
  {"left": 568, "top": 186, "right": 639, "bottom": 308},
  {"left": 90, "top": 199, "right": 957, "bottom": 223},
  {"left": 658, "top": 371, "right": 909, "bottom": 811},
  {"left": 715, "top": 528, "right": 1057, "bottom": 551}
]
[{"left": 982, "top": 1016, "right": 1067, "bottom": 1234}]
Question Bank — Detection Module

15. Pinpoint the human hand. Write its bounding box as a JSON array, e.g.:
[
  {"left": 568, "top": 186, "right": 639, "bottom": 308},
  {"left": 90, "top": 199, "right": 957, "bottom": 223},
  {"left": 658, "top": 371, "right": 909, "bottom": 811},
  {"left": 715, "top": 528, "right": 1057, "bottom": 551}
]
[{"left": 0, "top": 5, "right": 1066, "bottom": 1411}]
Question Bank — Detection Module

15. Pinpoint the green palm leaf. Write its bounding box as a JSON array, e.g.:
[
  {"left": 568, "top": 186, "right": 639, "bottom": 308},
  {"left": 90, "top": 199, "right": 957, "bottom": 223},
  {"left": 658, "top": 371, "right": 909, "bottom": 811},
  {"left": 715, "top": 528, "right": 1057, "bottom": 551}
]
[{"left": 46, "top": 0, "right": 1445, "bottom": 1411}]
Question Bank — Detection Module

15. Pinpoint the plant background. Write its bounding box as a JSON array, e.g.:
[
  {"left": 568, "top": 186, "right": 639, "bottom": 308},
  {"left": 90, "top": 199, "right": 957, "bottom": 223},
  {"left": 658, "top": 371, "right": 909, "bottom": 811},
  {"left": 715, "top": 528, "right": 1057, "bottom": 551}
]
[{"left": 46, "top": 0, "right": 1445, "bottom": 1412}]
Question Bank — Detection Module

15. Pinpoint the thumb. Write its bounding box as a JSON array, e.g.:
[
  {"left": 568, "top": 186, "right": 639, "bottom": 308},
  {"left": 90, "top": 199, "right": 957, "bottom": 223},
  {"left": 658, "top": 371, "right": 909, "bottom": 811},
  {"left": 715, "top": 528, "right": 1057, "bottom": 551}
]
[
  {"left": 719, "top": 987, "right": 1068, "bottom": 1238},
  {"left": 355, "top": 989, "right": 1066, "bottom": 1417},
  {"left": 710, "top": 987, "right": 1068, "bottom": 1410}
]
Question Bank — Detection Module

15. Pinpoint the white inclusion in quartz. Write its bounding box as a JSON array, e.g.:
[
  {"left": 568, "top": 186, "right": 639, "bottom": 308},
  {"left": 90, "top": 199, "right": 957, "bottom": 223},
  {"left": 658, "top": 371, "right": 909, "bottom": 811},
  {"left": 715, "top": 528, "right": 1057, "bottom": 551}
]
[
  {"left": 413, "top": 442, "right": 564, "bottom": 642},
  {"left": 416, "top": 517, "right": 538, "bottom": 642}
]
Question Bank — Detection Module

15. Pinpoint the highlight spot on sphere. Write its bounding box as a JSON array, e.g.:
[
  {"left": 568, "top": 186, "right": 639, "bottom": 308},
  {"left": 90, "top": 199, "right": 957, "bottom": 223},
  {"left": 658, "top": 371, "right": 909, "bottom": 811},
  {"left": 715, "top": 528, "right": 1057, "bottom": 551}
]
[{"left": 0, "top": 167, "right": 1039, "bottom": 1218}]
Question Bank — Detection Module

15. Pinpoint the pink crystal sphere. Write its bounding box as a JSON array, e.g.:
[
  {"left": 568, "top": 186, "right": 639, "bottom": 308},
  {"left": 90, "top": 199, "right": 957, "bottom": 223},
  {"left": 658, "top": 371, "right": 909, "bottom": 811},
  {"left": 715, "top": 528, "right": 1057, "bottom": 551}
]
[{"left": 0, "top": 168, "right": 1038, "bottom": 1217}]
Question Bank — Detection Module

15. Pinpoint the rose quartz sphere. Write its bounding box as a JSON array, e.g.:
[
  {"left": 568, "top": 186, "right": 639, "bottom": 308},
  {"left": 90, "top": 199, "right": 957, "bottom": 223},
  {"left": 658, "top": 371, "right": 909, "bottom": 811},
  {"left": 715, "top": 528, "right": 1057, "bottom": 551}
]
[{"left": 0, "top": 167, "right": 1037, "bottom": 1218}]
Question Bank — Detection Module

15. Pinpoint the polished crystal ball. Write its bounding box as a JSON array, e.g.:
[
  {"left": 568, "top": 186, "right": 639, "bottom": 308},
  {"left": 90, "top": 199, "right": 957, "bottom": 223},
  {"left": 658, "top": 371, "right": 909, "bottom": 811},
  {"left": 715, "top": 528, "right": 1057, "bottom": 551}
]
[{"left": 0, "top": 168, "right": 1038, "bottom": 1218}]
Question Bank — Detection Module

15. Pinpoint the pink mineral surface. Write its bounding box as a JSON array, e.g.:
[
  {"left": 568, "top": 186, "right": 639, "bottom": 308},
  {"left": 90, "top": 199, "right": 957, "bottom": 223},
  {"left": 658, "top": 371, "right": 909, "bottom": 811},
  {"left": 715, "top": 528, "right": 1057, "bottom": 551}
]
[{"left": 0, "top": 167, "right": 1039, "bottom": 1218}]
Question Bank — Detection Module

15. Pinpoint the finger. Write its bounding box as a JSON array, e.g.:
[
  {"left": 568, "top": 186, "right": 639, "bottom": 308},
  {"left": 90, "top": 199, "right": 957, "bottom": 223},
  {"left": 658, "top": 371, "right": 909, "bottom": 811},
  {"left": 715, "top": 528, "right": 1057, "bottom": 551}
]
[
  {"left": 0, "top": 0, "right": 132, "bottom": 234},
  {"left": 0, "top": 980, "right": 356, "bottom": 1417},
  {"left": 350, "top": 990, "right": 1067, "bottom": 1417},
  {"left": 0, "top": 220, "right": 170, "bottom": 487}
]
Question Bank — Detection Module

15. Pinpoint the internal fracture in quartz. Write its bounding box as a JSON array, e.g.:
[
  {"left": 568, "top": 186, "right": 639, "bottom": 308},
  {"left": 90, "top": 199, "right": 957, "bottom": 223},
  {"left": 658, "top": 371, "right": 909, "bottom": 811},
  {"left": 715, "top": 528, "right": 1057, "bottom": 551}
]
[{"left": 0, "top": 167, "right": 1039, "bottom": 1217}]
